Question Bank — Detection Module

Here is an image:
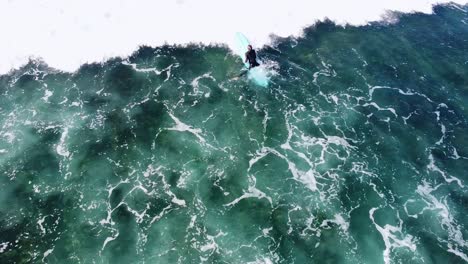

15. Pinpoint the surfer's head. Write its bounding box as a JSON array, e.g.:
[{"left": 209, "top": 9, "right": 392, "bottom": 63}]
[{"left": 247, "top": 45, "right": 252, "bottom": 51}]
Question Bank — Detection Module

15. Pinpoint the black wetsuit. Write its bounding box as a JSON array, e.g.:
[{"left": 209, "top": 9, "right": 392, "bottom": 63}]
[{"left": 245, "top": 49, "right": 260, "bottom": 69}]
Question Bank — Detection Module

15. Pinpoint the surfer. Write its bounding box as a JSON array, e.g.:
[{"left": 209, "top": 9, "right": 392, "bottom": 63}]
[{"left": 245, "top": 45, "right": 260, "bottom": 69}]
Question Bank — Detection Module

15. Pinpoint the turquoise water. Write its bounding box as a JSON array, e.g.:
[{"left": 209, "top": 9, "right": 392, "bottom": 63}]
[{"left": 0, "top": 3, "right": 467, "bottom": 263}]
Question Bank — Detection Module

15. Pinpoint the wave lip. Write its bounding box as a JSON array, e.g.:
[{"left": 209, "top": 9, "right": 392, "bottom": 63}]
[{"left": 1, "top": 0, "right": 467, "bottom": 74}]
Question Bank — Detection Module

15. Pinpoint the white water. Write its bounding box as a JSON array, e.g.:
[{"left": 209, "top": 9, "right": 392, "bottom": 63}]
[{"left": 0, "top": 0, "right": 467, "bottom": 74}]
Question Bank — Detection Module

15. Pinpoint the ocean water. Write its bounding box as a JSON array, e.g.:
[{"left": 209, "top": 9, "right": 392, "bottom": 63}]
[{"left": 0, "top": 3, "right": 467, "bottom": 263}]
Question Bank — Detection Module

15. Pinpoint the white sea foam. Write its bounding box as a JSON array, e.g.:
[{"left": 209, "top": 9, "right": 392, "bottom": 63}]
[
  {"left": 0, "top": 242, "right": 10, "bottom": 253},
  {"left": 167, "top": 112, "right": 207, "bottom": 144},
  {"left": 42, "top": 89, "right": 53, "bottom": 102},
  {"left": 42, "top": 248, "right": 54, "bottom": 262},
  {"left": 416, "top": 181, "right": 468, "bottom": 261},
  {"left": 37, "top": 215, "right": 47, "bottom": 235},
  {"left": 56, "top": 126, "right": 70, "bottom": 157},
  {"left": 369, "top": 208, "right": 416, "bottom": 264},
  {"left": 101, "top": 232, "right": 119, "bottom": 251},
  {"left": 0, "top": 0, "right": 466, "bottom": 74},
  {"left": 321, "top": 214, "right": 350, "bottom": 232},
  {"left": 427, "top": 153, "right": 463, "bottom": 187}
]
